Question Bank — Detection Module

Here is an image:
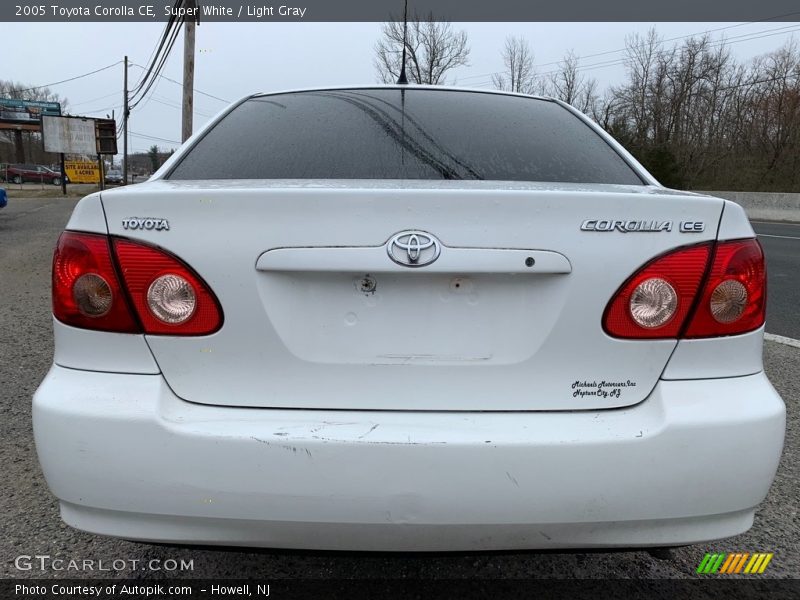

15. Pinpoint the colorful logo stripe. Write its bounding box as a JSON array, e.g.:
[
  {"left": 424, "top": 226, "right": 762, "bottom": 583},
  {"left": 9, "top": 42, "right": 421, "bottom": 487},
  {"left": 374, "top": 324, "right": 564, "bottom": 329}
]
[{"left": 697, "top": 552, "right": 773, "bottom": 574}]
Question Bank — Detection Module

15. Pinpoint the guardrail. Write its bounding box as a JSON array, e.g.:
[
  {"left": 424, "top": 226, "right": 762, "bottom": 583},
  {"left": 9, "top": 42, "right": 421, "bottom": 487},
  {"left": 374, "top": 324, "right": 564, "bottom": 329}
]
[{"left": 693, "top": 191, "right": 800, "bottom": 223}]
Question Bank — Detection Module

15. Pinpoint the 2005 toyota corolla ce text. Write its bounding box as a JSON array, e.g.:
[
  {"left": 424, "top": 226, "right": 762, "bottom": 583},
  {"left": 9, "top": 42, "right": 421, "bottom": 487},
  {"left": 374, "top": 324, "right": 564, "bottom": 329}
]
[{"left": 33, "top": 87, "right": 785, "bottom": 551}]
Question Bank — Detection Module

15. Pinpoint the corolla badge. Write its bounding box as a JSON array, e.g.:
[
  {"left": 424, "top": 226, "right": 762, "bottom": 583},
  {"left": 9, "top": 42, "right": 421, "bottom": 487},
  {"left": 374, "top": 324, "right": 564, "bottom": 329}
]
[
  {"left": 580, "top": 219, "right": 706, "bottom": 233},
  {"left": 387, "top": 230, "right": 441, "bottom": 267}
]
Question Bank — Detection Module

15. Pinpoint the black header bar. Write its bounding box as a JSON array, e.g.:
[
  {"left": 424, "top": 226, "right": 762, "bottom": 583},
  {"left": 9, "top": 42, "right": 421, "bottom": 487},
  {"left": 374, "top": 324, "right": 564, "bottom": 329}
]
[{"left": 3, "top": 1, "right": 800, "bottom": 22}]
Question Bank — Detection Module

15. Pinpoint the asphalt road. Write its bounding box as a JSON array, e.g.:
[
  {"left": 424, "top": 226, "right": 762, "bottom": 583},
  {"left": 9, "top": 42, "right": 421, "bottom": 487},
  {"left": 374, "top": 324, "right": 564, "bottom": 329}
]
[
  {"left": 0, "top": 198, "right": 797, "bottom": 582},
  {"left": 752, "top": 221, "right": 800, "bottom": 340}
]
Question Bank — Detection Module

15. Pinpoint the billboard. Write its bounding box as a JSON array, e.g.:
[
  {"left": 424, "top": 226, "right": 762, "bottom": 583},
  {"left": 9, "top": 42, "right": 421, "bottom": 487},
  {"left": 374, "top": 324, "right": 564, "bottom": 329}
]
[
  {"left": 0, "top": 98, "right": 61, "bottom": 124},
  {"left": 41, "top": 115, "right": 97, "bottom": 155}
]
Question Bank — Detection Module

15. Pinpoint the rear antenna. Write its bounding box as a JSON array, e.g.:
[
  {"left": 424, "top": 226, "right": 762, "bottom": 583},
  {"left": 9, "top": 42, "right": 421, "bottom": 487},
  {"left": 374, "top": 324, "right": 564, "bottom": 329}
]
[{"left": 397, "top": 0, "right": 409, "bottom": 84}]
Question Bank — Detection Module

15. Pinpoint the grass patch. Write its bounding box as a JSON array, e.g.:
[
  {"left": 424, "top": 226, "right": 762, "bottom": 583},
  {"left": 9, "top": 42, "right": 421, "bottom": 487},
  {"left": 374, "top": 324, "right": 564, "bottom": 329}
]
[{"left": 2, "top": 184, "right": 102, "bottom": 199}]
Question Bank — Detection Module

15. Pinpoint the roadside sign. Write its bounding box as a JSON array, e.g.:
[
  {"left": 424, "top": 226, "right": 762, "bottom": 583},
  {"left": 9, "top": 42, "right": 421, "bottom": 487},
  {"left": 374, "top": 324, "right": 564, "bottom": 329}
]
[
  {"left": 41, "top": 115, "right": 97, "bottom": 155},
  {"left": 64, "top": 160, "right": 100, "bottom": 184},
  {"left": 0, "top": 98, "right": 61, "bottom": 126},
  {"left": 95, "top": 118, "right": 118, "bottom": 155}
]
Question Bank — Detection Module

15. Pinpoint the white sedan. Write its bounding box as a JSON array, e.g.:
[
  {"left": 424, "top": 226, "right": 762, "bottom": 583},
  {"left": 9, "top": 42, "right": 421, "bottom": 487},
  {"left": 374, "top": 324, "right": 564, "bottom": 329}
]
[{"left": 33, "top": 86, "right": 785, "bottom": 551}]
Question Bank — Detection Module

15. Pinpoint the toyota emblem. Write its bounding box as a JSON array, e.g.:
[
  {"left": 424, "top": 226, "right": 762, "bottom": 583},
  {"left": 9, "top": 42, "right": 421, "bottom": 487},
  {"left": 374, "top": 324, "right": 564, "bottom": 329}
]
[{"left": 387, "top": 230, "right": 441, "bottom": 268}]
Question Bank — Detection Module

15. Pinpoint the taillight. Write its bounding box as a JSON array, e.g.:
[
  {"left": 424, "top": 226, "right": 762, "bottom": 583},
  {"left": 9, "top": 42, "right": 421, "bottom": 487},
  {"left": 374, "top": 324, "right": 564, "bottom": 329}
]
[
  {"left": 683, "top": 239, "right": 766, "bottom": 338},
  {"left": 52, "top": 232, "right": 222, "bottom": 336},
  {"left": 52, "top": 232, "right": 140, "bottom": 333},
  {"left": 603, "top": 244, "right": 712, "bottom": 339},
  {"left": 113, "top": 239, "right": 223, "bottom": 335},
  {"left": 603, "top": 239, "right": 766, "bottom": 340}
]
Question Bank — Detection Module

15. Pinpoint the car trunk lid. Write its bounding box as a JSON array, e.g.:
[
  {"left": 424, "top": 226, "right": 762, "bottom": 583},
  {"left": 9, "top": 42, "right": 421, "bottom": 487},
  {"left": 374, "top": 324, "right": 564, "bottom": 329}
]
[{"left": 101, "top": 180, "right": 723, "bottom": 411}]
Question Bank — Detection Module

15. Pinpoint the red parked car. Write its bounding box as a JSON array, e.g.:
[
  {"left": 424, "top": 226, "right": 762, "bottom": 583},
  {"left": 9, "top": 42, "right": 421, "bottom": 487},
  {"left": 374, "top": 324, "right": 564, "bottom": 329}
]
[{"left": 1, "top": 164, "right": 68, "bottom": 185}]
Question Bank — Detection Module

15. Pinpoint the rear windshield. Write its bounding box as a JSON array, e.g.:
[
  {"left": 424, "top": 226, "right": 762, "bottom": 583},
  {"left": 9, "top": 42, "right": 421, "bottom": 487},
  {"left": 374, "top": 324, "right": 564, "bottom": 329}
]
[{"left": 168, "top": 89, "right": 643, "bottom": 184}]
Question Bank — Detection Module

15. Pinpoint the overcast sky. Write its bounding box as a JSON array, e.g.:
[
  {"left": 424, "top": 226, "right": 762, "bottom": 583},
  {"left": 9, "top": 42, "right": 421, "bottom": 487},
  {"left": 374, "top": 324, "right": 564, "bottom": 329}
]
[{"left": 4, "top": 21, "right": 799, "bottom": 154}]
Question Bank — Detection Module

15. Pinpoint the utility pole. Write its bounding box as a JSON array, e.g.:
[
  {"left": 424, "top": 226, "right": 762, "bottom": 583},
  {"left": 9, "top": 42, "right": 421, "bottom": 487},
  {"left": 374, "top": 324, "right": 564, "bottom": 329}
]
[
  {"left": 181, "top": 1, "right": 196, "bottom": 143},
  {"left": 123, "top": 56, "right": 129, "bottom": 185},
  {"left": 110, "top": 109, "right": 115, "bottom": 168},
  {"left": 14, "top": 130, "right": 25, "bottom": 163}
]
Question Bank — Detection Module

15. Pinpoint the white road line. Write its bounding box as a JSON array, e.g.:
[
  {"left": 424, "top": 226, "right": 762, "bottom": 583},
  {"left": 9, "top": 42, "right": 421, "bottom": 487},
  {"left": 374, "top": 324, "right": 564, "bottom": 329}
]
[
  {"left": 765, "top": 333, "right": 800, "bottom": 349},
  {"left": 751, "top": 220, "right": 800, "bottom": 226},
  {"left": 757, "top": 233, "right": 800, "bottom": 240}
]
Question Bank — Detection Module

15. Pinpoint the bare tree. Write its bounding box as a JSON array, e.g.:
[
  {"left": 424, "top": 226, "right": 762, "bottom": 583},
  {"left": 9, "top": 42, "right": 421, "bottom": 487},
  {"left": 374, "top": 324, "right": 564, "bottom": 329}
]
[
  {"left": 0, "top": 80, "right": 67, "bottom": 107},
  {"left": 374, "top": 14, "right": 470, "bottom": 85},
  {"left": 545, "top": 50, "right": 599, "bottom": 113},
  {"left": 616, "top": 29, "right": 663, "bottom": 144},
  {"left": 492, "top": 36, "right": 538, "bottom": 94},
  {"left": 0, "top": 80, "right": 68, "bottom": 165},
  {"left": 745, "top": 40, "right": 800, "bottom": 188},
  {"left": 373, "top": 21, "right": 800, "bottom": 191}
]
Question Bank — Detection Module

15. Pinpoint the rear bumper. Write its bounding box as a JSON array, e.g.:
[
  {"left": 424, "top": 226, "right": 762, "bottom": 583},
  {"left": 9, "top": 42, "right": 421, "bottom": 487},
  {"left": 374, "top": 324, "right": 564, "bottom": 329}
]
[{"left": 33, "top": 365, "right": 785, "bottom": 551}]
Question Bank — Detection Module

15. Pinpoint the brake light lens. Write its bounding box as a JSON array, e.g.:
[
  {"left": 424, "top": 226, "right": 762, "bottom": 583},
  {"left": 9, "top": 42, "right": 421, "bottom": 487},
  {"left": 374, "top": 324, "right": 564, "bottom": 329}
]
[
  {"left": 73, "top": 273, "right": 114, "bottom": 317},
  {"left": 684, "top": 239, "right": 766, "bottom": 337},
  {"left": 147, "top": 274, "right": 197, "bottom": 324},
  {"left": 709, "top": 280, "right": 748, "bottom": 324},
  {"left": 52, "top": 232, "right": 222, "bottom": 336},
  {"left": 52, "top": 232, "right": 140, "bottom": 333},
  {"left": 628, "top": 277, "right": 678, "bottom": 328},
  {"left": 603, "top": 239, "right": 766, "bottom": 339},
  {"left": 112, "top": 239, "right": 222, "bottom": 335},
  {"left": 603, "top": 244, "right": 712, "bottom": 339}
]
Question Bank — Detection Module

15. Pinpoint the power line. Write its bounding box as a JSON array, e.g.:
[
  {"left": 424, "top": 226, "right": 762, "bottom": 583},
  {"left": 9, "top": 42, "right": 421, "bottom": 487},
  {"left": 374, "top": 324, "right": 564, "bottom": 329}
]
[
  {"left": 716, "top": 71, "right": 800, "bottom": 92},
  {"left": 69, "top": 91, "right": 122, "bottom": 108},
  {"left": 129, "top": 16, "right": 183, "bottom": 109},
  {"left": 130, "top": 130, "right": 181, "bottom": 145},
  {"left": 461, "top": 21, "right": 800, "bottom": 87},
  {"left": 134, "top": 71, "right": 165, "bottom": 113},
  {"left": 129, "top": 0, "right": 182, "bottom": 94},
  {"left": 12, "top": 62, "right": 122, "bottom": 94},
  {"left": 131, "top": 25, "right": 182, "bottom": 106},
  {"left": 459, "top": 15, "right": 800, "bottom": 84},
  {"left": 148, "top": 95, "right": 215, "bottom": 118},
  {"left": 130, "top": 63, "right": 231, "bottom": 103},
  {"left": 120, "top": 0, "right": 180, "bottom": 173},
  {"left": 467, "top": 24, "right": 800, "bottom": 89},
  {"left": 554, "top": 25, "right": 800, "bottom": 78},
  {"left": 81, "top": 104, "right": 123, "bottom": 116},
  {"left": 469, "top": 25, "right": 800, "bottom": 88}
]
